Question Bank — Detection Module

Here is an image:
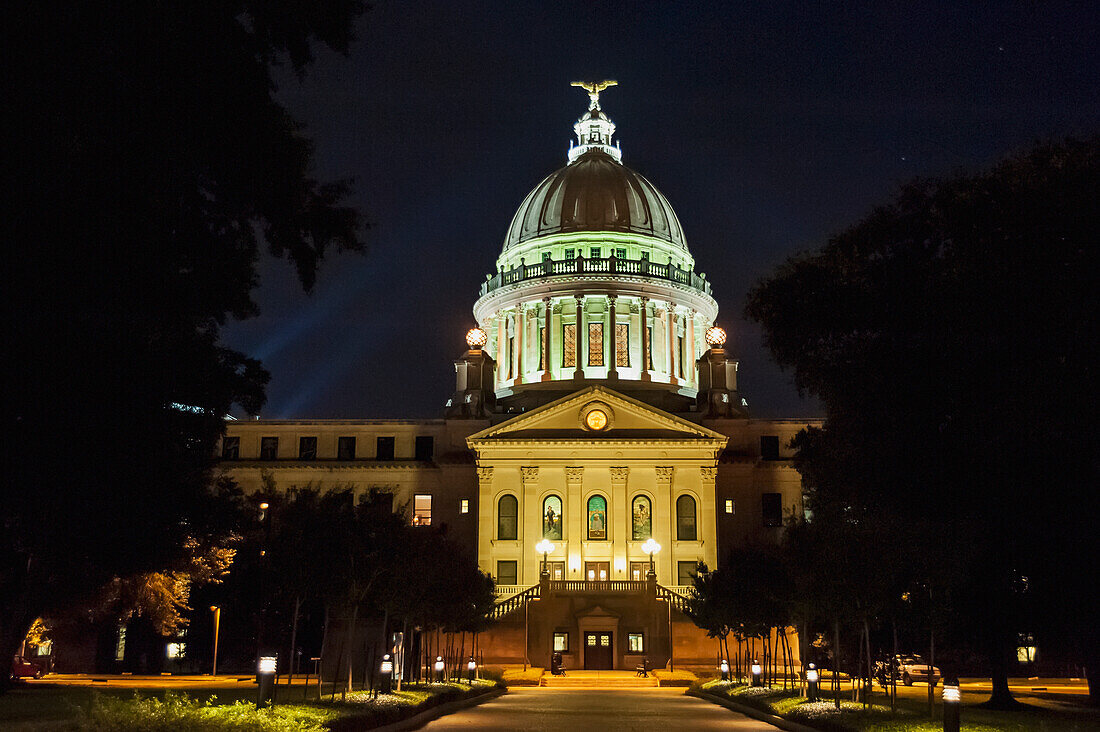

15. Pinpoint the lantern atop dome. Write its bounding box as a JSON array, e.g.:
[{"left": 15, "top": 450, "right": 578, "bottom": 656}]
[{"left": 568, "top": 80, "right": 622, "bottom": 164}]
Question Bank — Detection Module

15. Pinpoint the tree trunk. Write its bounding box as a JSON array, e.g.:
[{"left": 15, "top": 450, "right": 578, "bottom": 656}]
[
  {"left": 287, "top": 595, "right": 302, "bottom": 679},
  {"left": 833, "top": 618, "right": 841, "bottom": 709}
]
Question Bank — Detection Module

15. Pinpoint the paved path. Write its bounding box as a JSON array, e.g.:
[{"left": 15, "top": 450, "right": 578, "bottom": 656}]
[{"left": 422, "top": 687, "right": 778, "bottom": 731}]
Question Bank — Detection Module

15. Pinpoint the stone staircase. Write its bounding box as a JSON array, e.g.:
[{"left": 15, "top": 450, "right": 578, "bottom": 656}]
[{"left": 539, "top": 670, "right": 661, "bottom": 688}]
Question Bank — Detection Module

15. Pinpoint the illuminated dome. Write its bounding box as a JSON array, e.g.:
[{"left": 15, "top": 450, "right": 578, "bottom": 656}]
[{"left": 503, "top": 150, "right": 688, "bottom": 253}]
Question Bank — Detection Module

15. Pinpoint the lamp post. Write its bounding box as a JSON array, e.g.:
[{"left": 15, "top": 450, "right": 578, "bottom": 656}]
[
  {"left": 806, "top": 663, "right": 819, "bottom": 701},
  {"left": 535, "top": 539, "right": 555, "bottom": 576},
  {"left": 257, "top": 655, "right": 277, "bottom": 708},
  {"left": 210, "top": 606, "right": 221, "bottom": 677},
  {"left": 751, "top": 659, "right": 763, "bottom": 687},
  {"left": 942, "top": 678, "right": 960, "bottom": 732},
  {"left": 641, "top": 538, "right": 661, "bottom": 578}
]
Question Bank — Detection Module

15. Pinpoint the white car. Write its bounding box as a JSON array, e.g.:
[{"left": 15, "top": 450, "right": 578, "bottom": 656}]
[{"left": 896, "top": 655, "right": 940, "bottom": 686}]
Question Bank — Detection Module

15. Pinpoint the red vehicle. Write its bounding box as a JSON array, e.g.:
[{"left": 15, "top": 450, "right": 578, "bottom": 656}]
[{"left": 11, "top": 655, "right": 45, "bottom": 679}]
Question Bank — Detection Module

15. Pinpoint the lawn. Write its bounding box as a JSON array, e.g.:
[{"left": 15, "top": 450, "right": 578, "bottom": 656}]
[
  {"left": 0, "top": 679, "right": 499, "bottom": 731},
  {"left": 695, "top": 680, "right": 1100, "bottom": 732}
]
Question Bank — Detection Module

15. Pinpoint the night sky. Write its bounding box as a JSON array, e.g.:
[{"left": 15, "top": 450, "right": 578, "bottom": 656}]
[{"left": 221, "top": 2, "right": 1098, "bottom": 419}]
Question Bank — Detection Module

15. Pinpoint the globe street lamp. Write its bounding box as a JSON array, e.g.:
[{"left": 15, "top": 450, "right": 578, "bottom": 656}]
[
  {"left": 641, "top": 538, "right": 661, "bottom": 578},
  {"left": 535, "top": 539, "right": 555, "bottom": 576}
]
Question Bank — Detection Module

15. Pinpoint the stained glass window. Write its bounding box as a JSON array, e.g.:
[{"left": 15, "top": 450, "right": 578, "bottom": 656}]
[
  {"left": 615, "top": 323, "right": 629, "bottom": 367},
  {"left": 562, "top": 324, "right": 576, "bottom": 368},
  {"left": 587, "top": 495, "right": 607, "bottom": 540},
  {"left": 543, "top": 495, "right": 563, "bottom": 540},
  {"left": 588, "top": 322, "right": 604, "bottom": 366},
  {"left": 632, "top": 495, "right": 652, "bottom": 541}
]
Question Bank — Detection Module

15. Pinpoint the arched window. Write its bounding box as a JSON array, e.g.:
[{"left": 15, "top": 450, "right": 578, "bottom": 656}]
[
  {"left": 676, "top": 494, "right": 697, "bottom": 541},
  {"left": 631, "top": 495, "right": 652, "bottom": 541},
  {"left": 586, "top": 495, "right": 607, "bottom": 540},
  {"left": 543, "top": 495, "right": 563, "bottom": 540},
  {"left": 498, "top": 494, "right": 518, "bottom": 540}
]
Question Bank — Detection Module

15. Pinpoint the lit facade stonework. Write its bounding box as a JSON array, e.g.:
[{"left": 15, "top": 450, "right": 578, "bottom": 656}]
[{"left": 219, "top": 85, "right": 819, "bottom": 669}]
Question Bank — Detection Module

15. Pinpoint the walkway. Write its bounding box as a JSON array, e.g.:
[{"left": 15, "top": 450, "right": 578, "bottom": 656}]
[{"left": 422, "top": 687, "right": 779, "bottom": 731}]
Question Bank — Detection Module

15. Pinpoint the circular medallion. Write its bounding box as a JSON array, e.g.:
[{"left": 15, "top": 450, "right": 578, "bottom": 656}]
[{"left": 584, "top": 409, "right": 609, "bottom": 431}]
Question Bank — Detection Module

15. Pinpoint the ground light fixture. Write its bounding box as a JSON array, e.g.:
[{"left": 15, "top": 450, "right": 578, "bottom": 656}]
[
  {"left": 467, "top": 657, "right": 477, "bottom": 683},
  {"left": 380, "top": 654, "right": 393, "bottom": 694},
  {"left": 719, "top": 659, "right": 730, "bottom": 681},
  {"left": 806, "top": 663, "right": 819, "bottom": 701},
  {"left": 943, "top": 678, "right": 960, "bottom": 732},
  {"left": 641, "top": 538, "right": 661, "bottom": 577},
  {"left": 256, "top": 655, "right": 277, "bottom": 708},
  {"left": 535, "top": 539, "right": 555, "bottom": 575},
  {"left": 434, "top": 655, "right": 445, "bottom": 682},
  {"left": 751, "top": 659, "right": 763, "bottom": 687}
]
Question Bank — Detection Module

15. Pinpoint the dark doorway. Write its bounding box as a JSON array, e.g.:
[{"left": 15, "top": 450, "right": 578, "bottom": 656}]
[{"left": 584, "top": 631, "right": 613, "bottom": 669}]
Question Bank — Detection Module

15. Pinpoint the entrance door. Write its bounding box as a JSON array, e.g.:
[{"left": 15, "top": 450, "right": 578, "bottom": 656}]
[
  {"left": 584, "top": 562, "right": 610, "bottom": 582},
  {"left": 584, "top": 631, "right": 613, "bottom": 669}
]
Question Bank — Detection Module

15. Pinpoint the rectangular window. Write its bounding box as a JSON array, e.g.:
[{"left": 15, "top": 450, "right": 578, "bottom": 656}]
[
  {"left": 564, "top": 248, "right": 575, "bottom": 260},
  {"left": 460, "top": 498, "right": 469, "bottom": 514},
  {"left": 588, "top": 322, "right": 604, "bottom": 366},
  {"left": 221, "top": 436, "right": 239, "bottom": 460},
  {"left": 541, "top": 251, "right": 551, "bottom": 262},
  {"left": 628, "top": 633, "right": 644, "bottom": 653},
  {"left": 760, "top": 435, "right": 780, "bottom": 460},
  {"left": 646, "top": 327, "right": 653, "bottom": 370},
  {"left": 629, "top": 561, "right": 648, "bottom": 581},
  {"left": 590, "top": 247, "right": 601, "bottom": 258},
  {"left": 547, "top": 561, "right": 565, "bottom": 580},
  {"left": 298, "top": 436, "right": 317, "bottom": 460},
  {"left": 615, "top": 322, "right": 629, "bottom": 367},
  {"left": 337, "top": 436, "right": 356, "bottom": 460},
  {"left": 585, "top": 562, "right": 610, "bottom": 581},
  {"left": 415, "top": 435, "right": 434, "bottom": 462},
  {"left": 725, "top": 499, "right": 735, "bottom": 514},
  {"left": 507, "top": 336, "right": 515, "bottom": 378},
  {"left": 762, "top": 492, "right": 783, "bottom": 527},
  {"left": 259, "top": 436, "right": 278, "bottom": 461},
  {"left": 615, "top": 248, "right": 627, "bottom": 259},
  {"left": 553, "top": 632, "right": 569, "bottom": 652},
  {"left": 562, "top": 323, "right": 576, "bottom": 367},
  {"left": 678, "top": 335, "right": 685, "bottom": 378},
  {"left": 677, "top": 561, "right": 698, "bottom": 586},
  {"left": 496, "top": 560, "right": 518, "bottom": 586},
  {"left": 376, "top": 436, "right": 395, "bottom": 461},
  {"left": 413, "top": 494, "right": 432, "bottom": 526}
]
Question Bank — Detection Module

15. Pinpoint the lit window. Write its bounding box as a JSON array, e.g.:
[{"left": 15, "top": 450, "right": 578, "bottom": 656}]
[
  {"left": 554, "top": 632, "right": 569, "bottom": 652},
  {"left": 631, "top": 495, "right": 652, "bottom": 541},
  {"left": 542, "top": 251, "right": 551, "bottom": 262},
  {"left": 115, "top": 626, "right": 127, "bottom": 662},
  {"left": 543, "top": 495, "right": 563, "bottom": 539},
  {"left": 259, "top": 436, "right": 278, "bottom": 460},
  {"left": 587, "top": 495, "right": 607, "bottom": 540},
  {"left": 615, "top": 323, "right": 629, "bottom": 367},
  {"left": 590, "top": 247, "right": 601, "bottom": 258},
  {"left": 725, "top": 499, "right": 734, "bottom": 514},
  {"left": 460, "top": 499, "right": 469, "bottom": 514},
  {"left": 630, "top": 562, "right": 648, "bottom": 581},
  {"left": 628, "top": 633, "right": 644, "bottom": 653},
  {"left": 413, "top": 494, "right": 432, "bottom": 526},
  {"left": 564, "top": 248, "right": 575, "bottom": 260},
  {"left": 166, "top": 642, "right": 186, "bottom": 659},
  {"left": 562, "top": 324, "right": 576, "bottom": 368},
  {"left": 221, "top": 436, "right": 239, "bottom": 460},
  {"left": 615, "top": 248, "right": 626, "bottom": 259},
  {"left": 588, "top": 322, "right": 604, "bottom": 366}
]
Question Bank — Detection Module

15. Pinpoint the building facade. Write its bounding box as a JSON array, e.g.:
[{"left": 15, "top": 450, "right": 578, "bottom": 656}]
[{"left": 220, "top": 83, "right": 818, "bottom": 670}]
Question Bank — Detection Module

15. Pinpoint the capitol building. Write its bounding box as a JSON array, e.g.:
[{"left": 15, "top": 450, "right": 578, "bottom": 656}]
[{"left": 220, "top": 83, "right": 818, "bottom": 671}]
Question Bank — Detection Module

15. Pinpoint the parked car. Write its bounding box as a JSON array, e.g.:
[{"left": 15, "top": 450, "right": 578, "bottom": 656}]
[
  {"left": 11, "top": 655, "right": 45, "bottom": 680},
  {"left": 874, "top": 654, "right": 940, "bottom": 687}
]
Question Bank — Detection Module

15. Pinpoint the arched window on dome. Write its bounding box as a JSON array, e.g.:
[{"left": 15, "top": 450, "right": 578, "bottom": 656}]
[
  {"left": 587, "top": 495, "right": 607, "bottom": 541},
  {"left": 676, "top": 495, "right": 697, "bottom": 541},
  {"left": 498, "top": 494, "right": 518, "bottom": 541},
  {"left": 631, "top": 495, "right": 652, "bottom": 541},
  {"left": 543, "top": 495, "right": 562, "bottom": 540}
]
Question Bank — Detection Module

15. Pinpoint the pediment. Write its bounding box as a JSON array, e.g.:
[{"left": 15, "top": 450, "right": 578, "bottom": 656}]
[
  {"left": 575, "top": 604, "right": 620, "bottom": 619},
  {"left": 467, "top": 386, "right": 726, "bottom": 444}
]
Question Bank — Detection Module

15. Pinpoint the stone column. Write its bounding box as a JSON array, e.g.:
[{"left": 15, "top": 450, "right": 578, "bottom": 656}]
[
  {"left": 573, "top": 296, "right": 585, "bottom": 380},
  {"left": 521, "top": 467, "right": 539, "bottom": 582},
  {"left": 565, "top": 466, "right": 584, "bottom": 577},
  {"left": 667, "top": 303, "right": 678, "bottom": 385},
  {"left": 687, "top": 309, "right": 697, "bottom": 387},
  {"left": 477, "top": 466, "right": 494, "bottom": 574},
  {"left": 640, "top": 296, "right": 651, "bottom": 382},
  {"left": 541, "top": 297, "right": 553, "bottom": 382},
  {"left": 699, "top": 466, "right": 718, "bottom": 570},
  {"left": 607, "top": 294, "right": 618, "bottom": 380},
  {"left": 656, "top": 467, "right": 674, "bottom": 582},
  {"left": 610, "top": 467, "right": 629, "bottom": 578}
]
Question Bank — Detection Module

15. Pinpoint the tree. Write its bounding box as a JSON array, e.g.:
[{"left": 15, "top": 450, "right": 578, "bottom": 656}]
[
  {"left": 745, "top": 138, "right": 1099, "bottom": 706},
  {"left": 2, "top": 1, "right": 367, "bottom": 684}
]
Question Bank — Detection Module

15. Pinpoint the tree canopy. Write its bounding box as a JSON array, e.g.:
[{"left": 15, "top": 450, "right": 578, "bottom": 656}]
[
  {"left": 3, "top": 0, "right": 368, "bottom": 675},
  {"left": 745, "top": 137, "right": 1099, "bottom": 705}
]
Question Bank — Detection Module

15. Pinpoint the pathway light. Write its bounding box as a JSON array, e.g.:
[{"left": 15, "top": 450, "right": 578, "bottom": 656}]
[
  {"left": 751, "top": 659, "right": 762, "bottom": 687},
  {"left": 719, "top": 659, "right": 729, "bottom": 681},
  {"left": 943, "top": 678, "right": 960, "bottom": 732},
  {"left": 806, "top": 663, "right": 819, "bottom": 701},
  {"left": 434, "top": 655, "right": 445, "bottom": 683}
]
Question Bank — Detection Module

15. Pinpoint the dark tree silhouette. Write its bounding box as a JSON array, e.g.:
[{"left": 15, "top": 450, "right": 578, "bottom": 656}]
[
  {"left": 2, "top": 1, "right": 367, "bottom": 683},
  {"left": 746, "top": 138, "right": 1099, "bottom": 707}
]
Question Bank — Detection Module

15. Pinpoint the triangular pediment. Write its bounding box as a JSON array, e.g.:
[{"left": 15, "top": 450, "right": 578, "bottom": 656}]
[
  {"left": 575, "top": 604, "right": 620, "bottom": 619},
  {"left": 467, "top": 386, "right": 726, "bottom": 444}
]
